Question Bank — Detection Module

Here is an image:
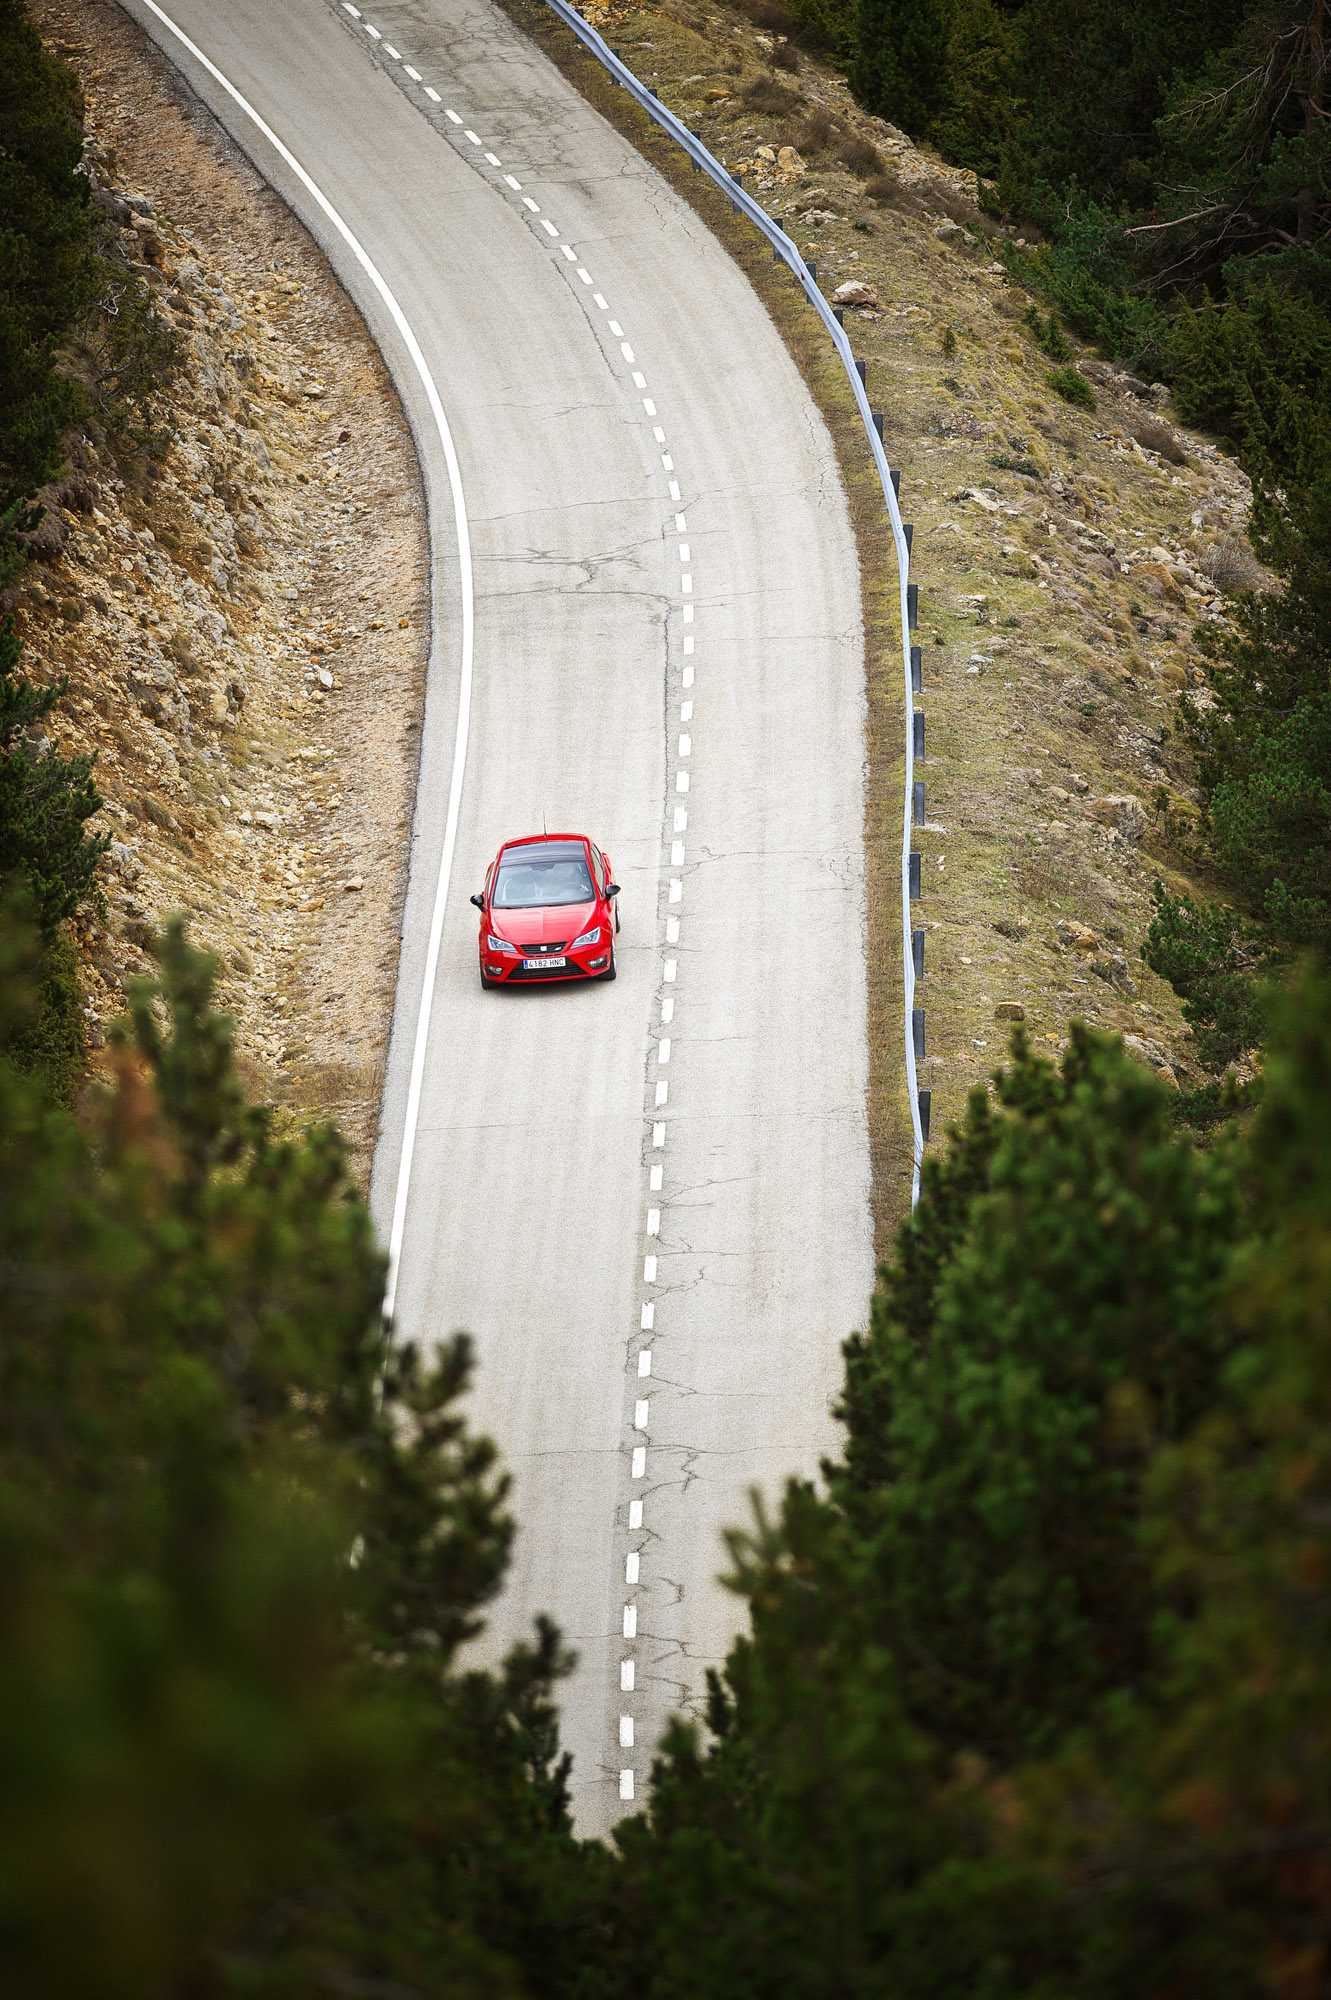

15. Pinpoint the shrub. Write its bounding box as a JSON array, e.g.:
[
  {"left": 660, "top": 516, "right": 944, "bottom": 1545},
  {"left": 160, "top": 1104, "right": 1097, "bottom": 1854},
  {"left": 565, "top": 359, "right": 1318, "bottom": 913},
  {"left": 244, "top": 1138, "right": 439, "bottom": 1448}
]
[
  {"left": 1141, "top": 879, "right": 1268, "bottom": 1069},
  {"left": 1048, "top": 364, "right": 1095, "bottom": 407}
]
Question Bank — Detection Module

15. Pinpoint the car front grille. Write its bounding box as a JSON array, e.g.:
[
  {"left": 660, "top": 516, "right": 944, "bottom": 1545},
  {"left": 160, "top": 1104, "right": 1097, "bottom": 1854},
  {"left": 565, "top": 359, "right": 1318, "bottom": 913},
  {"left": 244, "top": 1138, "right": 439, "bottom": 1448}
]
[{"left": 525, "top": 941, "right": 567, "bottom": 955}]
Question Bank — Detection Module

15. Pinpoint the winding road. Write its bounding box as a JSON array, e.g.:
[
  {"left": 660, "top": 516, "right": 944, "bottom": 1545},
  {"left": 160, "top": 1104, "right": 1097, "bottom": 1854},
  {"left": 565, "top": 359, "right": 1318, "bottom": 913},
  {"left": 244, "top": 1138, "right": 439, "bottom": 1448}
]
[{"left": 122, "top": 0, "right": 873, "bottom": 1838}]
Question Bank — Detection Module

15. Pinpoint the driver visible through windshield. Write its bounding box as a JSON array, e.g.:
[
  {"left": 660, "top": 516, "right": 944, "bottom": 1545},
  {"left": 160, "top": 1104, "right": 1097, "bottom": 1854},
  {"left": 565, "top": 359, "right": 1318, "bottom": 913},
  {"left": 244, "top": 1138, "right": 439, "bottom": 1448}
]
[{"left": 494, "top": 841, "right": 595, "bottom": 909}]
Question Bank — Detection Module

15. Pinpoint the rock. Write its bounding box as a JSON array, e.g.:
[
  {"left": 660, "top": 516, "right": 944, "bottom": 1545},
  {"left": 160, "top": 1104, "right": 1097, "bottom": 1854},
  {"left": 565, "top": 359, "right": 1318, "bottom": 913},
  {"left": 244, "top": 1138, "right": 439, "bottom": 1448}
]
[
  {"left": 1090, "top": 794, "right": 1147, "bottom": 844},
  {"left": 123, "top": 193, "right": 155, "bottom": 219},
  {"left": 1090, "top": 950, "right": 1138, "bottom": 996},
  {"left": 1056, "top": 919, "right": 1099, "bottom": 953},
  {"left": 703, "top": 86, "right": 732, "bottom": 101},
  {"left": 832, "top": 279, "right": 882, "bottom": 308},
  {"left": 1070, "top": 774, "right": 1089, "bottom": 794},
  {"left": 343, "top": 875, "right": 364, "bottom": 893},
  {"left": 91, "top": 186, "right": 131, "bottom": 226},
  {"left": 994, "top": 1000, "right": 1026, "bottom": 1021},
  {"left": 315, "top": 666, "right": 334, "bottom": 689},
  {"left": 1123, "top": 1034, "right": 1178, "bottom": 1085},
  {"left": 776, "top": 145, "right": 805, "bottom": 175},
  {"left": 799, "top": 208, "right": 839, "bottom": 226},
  {"left": 1049, "top": 785, "right": 1072, "bottom": 804},
  {"left": 754, "top": 146, "right": 777, "bottom": 163},
  {"left": 935, "top": 219, "right": 964, "bottom": 240}
]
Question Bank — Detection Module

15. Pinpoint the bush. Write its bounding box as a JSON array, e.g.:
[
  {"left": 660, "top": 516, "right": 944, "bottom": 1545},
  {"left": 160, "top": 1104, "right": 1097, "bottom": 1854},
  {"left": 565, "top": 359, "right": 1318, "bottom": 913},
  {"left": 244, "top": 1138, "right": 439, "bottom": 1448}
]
[
  {"left": 1047, "top": 364, "right": 1094, "bottom": 407},
  {"left": 1141, "top": 879, "right": 1268, "bottom": 1069}
]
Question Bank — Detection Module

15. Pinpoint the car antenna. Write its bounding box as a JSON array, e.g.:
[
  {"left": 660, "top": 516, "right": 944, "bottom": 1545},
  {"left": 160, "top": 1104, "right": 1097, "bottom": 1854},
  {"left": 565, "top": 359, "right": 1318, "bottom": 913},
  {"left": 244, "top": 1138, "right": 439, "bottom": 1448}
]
[{"left": 543, "top": 811, "right": 547, "bottom": 835}]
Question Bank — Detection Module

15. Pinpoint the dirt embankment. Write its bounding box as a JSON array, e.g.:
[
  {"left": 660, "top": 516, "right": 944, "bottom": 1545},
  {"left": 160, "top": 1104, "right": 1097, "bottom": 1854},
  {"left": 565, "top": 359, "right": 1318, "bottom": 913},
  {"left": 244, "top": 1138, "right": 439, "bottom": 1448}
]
[
  {"left": 507, "top": 0, "right": 1255, "bottom": 1222},
  {"left": 17, "top": 0, "right": 429, "bottom": 1180}
]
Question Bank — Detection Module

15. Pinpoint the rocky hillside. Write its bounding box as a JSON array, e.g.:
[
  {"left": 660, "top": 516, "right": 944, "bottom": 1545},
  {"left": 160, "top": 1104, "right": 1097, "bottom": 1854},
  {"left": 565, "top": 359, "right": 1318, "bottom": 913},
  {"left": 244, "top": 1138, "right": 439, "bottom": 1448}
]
[
  {"left": 532, "top": 0, "right": 1257, "bottom": 1210},
  {"left": 19, "top": 0, "right": 432, "bottom": 1177}
]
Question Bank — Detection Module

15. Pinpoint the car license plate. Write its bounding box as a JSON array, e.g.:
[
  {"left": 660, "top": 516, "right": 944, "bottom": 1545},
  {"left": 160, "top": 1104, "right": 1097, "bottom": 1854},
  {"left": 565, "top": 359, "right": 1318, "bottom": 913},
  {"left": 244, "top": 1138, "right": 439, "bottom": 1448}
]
[{"left": 525, "top": 956, "right": 566, "bottom": 969}]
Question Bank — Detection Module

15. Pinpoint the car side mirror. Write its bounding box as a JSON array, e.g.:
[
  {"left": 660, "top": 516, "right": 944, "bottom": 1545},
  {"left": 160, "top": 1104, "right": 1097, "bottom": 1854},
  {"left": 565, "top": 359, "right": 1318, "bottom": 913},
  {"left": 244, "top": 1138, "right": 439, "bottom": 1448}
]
[
  {"left": 470, "top": 892, "right": 484, "bottom": 909},
  {"left": 606, "top": 883, "right": 620, "bottom": 897}
]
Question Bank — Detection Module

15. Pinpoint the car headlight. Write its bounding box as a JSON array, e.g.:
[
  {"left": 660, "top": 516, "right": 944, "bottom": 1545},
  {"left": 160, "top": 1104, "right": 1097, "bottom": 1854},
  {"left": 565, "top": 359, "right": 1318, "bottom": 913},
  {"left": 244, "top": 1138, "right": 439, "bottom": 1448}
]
[
  {"left": 486, "top": 934, "right": 521, "bottom": 954},
  {"left": 570, "top": 926, "right": 601, "bottom": 949}
]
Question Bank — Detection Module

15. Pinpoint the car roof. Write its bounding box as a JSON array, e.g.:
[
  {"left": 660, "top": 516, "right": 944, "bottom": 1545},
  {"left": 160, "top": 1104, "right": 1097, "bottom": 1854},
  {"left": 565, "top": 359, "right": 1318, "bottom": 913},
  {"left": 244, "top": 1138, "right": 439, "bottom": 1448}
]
[{"left": 496, "top": 833, "right": 592, "bottom": 858}]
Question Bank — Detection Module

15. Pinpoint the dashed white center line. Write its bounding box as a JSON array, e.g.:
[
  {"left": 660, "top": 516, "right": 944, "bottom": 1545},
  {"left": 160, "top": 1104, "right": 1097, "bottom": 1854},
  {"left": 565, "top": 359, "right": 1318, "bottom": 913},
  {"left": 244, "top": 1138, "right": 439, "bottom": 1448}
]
[
  {"left": 341, "top": 2, "right": 360, "bottom": 15},
  {"left": 326, "top": 21, "right": 706, "bottom": 1809}
]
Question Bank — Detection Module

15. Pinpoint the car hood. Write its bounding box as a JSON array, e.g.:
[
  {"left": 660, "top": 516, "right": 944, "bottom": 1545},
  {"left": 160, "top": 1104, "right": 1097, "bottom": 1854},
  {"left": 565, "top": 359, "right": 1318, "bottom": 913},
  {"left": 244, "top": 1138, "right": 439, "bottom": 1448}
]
[{"left": 489, "top": 902, "right": 596, "bottom": 946}]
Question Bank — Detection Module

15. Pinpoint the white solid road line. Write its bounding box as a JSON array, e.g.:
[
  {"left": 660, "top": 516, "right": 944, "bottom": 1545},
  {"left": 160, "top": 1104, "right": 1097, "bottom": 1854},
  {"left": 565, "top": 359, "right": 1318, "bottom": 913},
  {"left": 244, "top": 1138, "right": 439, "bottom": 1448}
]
[{"left": 131, "top": 0, "right": 477, "bottom": 1330}]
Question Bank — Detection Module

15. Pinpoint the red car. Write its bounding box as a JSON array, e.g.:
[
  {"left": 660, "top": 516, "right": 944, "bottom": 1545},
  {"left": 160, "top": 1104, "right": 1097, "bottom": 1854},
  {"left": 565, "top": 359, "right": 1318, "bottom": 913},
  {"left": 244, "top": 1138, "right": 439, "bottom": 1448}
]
[{"left": 471, "top": 833, "right": 620, "bottom": 987}]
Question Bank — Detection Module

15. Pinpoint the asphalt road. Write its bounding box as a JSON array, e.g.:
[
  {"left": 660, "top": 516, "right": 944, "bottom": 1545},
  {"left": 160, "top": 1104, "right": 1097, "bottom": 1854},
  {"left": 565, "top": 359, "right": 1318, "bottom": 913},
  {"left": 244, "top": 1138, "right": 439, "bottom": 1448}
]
[{"left": 123, "top": 0, "right": 873, "bottom": 1838}]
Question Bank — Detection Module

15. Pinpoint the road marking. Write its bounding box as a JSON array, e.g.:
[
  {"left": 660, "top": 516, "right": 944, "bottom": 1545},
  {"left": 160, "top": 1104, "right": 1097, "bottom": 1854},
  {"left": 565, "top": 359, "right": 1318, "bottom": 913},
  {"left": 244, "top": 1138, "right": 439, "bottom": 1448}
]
[
  {"left": 646, "top": 1208, "right": 661, "bottom": 1234},
  {"left": 652, "top": 1121, "right": 666, "bottom": 1145},
  {"left": 404, "top": 64, "right": 421, "bottom": 79},
  {"left": 610, "top": 319, "right": 624, "bottom": 335},
  {"left": 666, "top": 916, "right": 680, "bottom": 942},
  {"left": 505, "top": 174, "right": 522, "bottom": 190},
  {"left": 638, "top": 1350, "right": 652, "bottom": 1376},
  {"left": 643, "top": 398, "right": 657, "bottom": 415},
  {"left": 560, "top": 243, "right": 577, "bottom": 261},
  {"left": 678, "top": 707, "right": 691, "bottom": 726},
  {"left": 663, "top": 960, "right": 677, "bottom": 982},
  {"left": 523, "top": 196, "right": 540, "bottom": 211},
  {"left": 653, "top": 426, "right": 666, "bottom": 443},
  {"left": 668, "top": 879, "right": 682, "bottom": 903},
  {"left": 541, "top": 219, "right": 559, "bottom": 236},
  {"left": 661, "top": 991, "right": 675, "bottom": 1018},
  {"left": 464, "top": 128, "right": 482, "bottom": 143},
  {"left": 640, "top": 1302, "right": 654, "bottom": 1329},
  {"left": 365, "top": 21, "right": 381, "bottom": 37},
  {"left": 662, "top": 453, "right": 674, "bottom": 471},
  {"left": 445, "top": 107, "right": 461, "bottom": 122},
  {"left": 675, "top": 512, "right": 687, "bottom": 532},
  {"left": 678, "top": 733, "right": 691, "bottom": 757},
  {"left": 620, "top": 1715, "right": 635, "bottom": 1745},
  {"left": 623, "top": 1604, "right": 638, "bottom": 1636},
  {"left": 577, "top": 267, "right": 594, "bottom": 284},
  {"left": 134, "top": 1, "right": 474, "bottom": 1335},
  {"left": 621, "top": 1660, "right": 635, "bottom": 1690},
  {"left": 425, "top": 86, "right": 440, "bottom": 102},
  {"left": 669, "top": 480, "right": 681, "bottom": 501},
  {"left": 621, "top": 342, "right": 636, "bottom": 361},
  {"left": 626, "top": 1553, "right": 640, "bottom": 1583},
  {"left": 634, "top": 1400, "right": 650, "bottom": 1429},
  {"left": 631, "top": 1447, "right": 646, "bottom": 1477},
  {"left": 341, "top": 3, "right": 359, "bottom": 14},
  {"left": 643, "top": 1254, "right": 657, "bottom": 1281},
  {"left": 632, "top": 370, "right": 647, "bottom": 388},
  {"left": 650, "top": 1164, "right": 664, "bottom": 1190},
  {"left": 683, "top": 645, "right": 694, "bottom": 665},
  {"left": 384, "top": 42, "right": 401, "bottom": 58},
  {"left": 595, "top": 293, "right": 610, "bottom": 309},
  {"left": 655, "top": 1079, "right": 669, "bottom": 1104},
  {"left": 680, "top": 574, "right": 692, "bottom": 594},
  {"left": 681, "top": 602, "right": 692, "bottom": 621},
  {"left": 619, "top": 1770, "right": 634, "bottom": 1800},
  {"left": 485, "top": 150, "right": 502, "bottom": 164},
  {"left": 629, "top": 1500, "right": 643, "bottom": 1528}
]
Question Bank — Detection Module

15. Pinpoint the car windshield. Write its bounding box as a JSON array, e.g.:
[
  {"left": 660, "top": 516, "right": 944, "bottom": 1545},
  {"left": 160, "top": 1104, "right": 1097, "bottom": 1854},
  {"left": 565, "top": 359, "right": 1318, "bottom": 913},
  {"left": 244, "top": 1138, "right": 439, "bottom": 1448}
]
[{"left": 494, "top": 841, "right": 595, "bottom": 909}]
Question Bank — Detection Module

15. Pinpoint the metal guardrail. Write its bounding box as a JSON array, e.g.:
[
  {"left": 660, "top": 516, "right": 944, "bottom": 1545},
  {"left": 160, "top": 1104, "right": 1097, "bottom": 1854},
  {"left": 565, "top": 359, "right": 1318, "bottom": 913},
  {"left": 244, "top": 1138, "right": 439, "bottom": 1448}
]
[{"left": 542, "top": 0, "right": 928, "bottom": 1202}]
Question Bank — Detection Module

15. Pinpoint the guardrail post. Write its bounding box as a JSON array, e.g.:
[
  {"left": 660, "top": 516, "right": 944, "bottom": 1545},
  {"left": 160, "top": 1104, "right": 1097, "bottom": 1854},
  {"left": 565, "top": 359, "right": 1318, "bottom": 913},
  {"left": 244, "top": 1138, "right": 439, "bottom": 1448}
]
[
  {"left": 918, "top": 1089, "right": 931, "bottom": 1141},
  {"left": 912, "top": 712, "right": 924, "bottom": 759},
  {"left": 806, "top": 258, "right": 817, "bottom": 286},
  {"left": 907, "top": 584, "right": 918, "bottom": 627},
  {"left": 871, "top": 410, "right": 884, "bottom": 440},
  {"left": 890, "top": 467, "right": 901, "bottom": 497},
  {"left": 912, "top": 1009, "right": 925, "bottom": 1060},
  {"left": 855, "top": 357, "right": 867, "bottom": 387},
  {"left": 909, "top": 853, "right": 921, "bottom": 899},
  {"left": 910, "top": 644, "right": 922, "bottom": 691},
  {"left": 903, "top": 522, "right": 914, "bottom": 556},
  {"left": 912, "top": 928, "right": 925, "bottom": 978},
  {"left": 833, "top": 306, "right": 844, "bottom": 326},
  {"left": 912, "top": 780, "right": 926, "bottom": 824}
]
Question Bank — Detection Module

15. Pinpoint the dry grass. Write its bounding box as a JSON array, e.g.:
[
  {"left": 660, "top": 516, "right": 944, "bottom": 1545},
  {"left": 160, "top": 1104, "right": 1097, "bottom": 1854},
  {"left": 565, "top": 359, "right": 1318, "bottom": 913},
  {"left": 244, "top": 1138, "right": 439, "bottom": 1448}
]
[
  {"left": 1129, "top": 415, "right": 1188, "bottom": 465},
  {"left": 1201, "top": 535, "right": 1267, "bottom": 594},
  {"left": 740, "top": 74, "right": 801, "bottom": 114}
]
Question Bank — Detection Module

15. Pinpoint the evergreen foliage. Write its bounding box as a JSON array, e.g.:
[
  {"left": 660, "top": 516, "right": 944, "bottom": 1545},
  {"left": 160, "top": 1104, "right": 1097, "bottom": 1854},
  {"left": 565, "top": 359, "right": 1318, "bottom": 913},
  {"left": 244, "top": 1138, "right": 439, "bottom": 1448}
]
[{"left": 0, "top": 914, "right": 594, "bottom": 1998}]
